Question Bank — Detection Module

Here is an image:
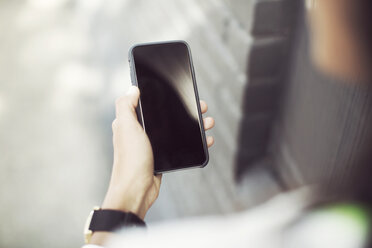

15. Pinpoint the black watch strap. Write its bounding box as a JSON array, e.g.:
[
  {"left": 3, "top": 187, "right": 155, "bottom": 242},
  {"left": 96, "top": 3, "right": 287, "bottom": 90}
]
[{"left": 89, "top": 209, "right": 146, "bottom": 232}]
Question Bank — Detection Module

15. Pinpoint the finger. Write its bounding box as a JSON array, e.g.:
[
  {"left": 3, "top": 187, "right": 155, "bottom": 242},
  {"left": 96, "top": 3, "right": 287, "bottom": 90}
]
[
  {"left": 200, "top": 100, "right": 208, "bottom": 114},
  {"left": 115, "top": 86, "right": 140, "bottom": 119},
  {"left": 203, "top": 117, "right": 215, "bottom": 131},
  {"left": 126, "top": 86, "right": 140, "bottom": 107},
  {"left": 207, "top": 136, "right": 214, "bottom": 147}
]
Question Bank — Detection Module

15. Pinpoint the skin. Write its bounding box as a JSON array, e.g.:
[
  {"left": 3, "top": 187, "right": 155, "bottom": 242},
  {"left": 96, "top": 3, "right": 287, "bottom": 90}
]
[
  {"left": 307, "top": 0, "right": 371, "bottom": 82},
  {"left": 89, "top": 86, "right": 215, "bottom": 245}
]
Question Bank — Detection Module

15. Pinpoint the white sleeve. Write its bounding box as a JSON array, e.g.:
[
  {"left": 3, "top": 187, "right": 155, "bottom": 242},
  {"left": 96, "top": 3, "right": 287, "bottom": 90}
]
[{"left": 105, "top": 192, "right": 308, "bottom": 248}]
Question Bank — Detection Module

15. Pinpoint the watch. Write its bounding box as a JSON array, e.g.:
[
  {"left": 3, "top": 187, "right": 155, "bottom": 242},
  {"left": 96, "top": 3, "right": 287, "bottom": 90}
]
[{"left": 84, "top": 206, "right": 146, "bottom": 243}]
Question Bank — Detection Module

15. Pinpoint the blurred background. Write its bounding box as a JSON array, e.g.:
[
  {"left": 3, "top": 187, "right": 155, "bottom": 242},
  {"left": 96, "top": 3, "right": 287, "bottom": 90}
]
[
  {"left": 2, "top": 0, "right": 372, "bottom": 247},
  {"left": 0, "top": 1, "right": 261, "bottom": 247}
]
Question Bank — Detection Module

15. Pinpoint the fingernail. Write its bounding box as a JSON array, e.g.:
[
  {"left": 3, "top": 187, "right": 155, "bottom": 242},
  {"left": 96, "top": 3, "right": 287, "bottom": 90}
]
[{"left": 126, "top": 86, "right": 137, "bottom": 95}]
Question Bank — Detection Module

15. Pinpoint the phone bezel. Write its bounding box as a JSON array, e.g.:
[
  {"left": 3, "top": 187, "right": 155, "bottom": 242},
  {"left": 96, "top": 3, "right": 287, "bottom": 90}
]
[{"left": 128, "top": 40, "right": 209, "bottom": 173}]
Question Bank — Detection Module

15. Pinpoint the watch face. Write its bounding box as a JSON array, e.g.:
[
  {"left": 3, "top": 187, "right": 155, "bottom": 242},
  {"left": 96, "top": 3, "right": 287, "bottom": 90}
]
[{"left": 84, "top": 207, "right": 100, "bottom": 243}]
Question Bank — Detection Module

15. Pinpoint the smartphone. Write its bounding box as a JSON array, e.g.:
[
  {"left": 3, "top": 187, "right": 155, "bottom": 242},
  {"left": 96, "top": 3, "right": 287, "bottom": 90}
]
[{"left": 128, "top": 40, "right": 209, "bottom": 173}]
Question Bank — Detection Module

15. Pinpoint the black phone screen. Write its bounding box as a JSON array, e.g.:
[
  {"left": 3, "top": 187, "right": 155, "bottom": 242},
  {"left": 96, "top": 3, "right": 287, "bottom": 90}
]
[{"left": 131, "top": 41, "right": 208, "bottom": 172}]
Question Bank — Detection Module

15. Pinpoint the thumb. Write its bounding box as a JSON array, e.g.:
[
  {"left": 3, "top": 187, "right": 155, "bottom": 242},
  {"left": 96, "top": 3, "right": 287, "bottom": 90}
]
[
  {"left": 115, "top": 86, "right": 140, "bottom": 119},
  {"left": 126, "top": 86, "right": 140, "bottom": 107}
]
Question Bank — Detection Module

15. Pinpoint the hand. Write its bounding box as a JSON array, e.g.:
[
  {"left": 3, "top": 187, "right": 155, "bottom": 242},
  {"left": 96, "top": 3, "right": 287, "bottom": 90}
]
[
  {"left": 101, "top": 86, "right": 215, "bottom": 218},
  {"left": 89, "top": 86, "right": 214, "bottom": 245}
]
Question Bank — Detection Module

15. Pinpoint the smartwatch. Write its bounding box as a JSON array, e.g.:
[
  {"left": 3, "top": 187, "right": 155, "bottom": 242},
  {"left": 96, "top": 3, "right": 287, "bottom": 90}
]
[{"left": 84, "top": 206, "right": 146, "bottom": 243}]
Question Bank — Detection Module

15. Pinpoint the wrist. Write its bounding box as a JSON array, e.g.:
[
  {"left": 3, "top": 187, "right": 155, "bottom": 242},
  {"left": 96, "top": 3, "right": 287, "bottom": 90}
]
[
  {"left": 102, "top": 184, "right": 148, "bottom": 220},
  {"left": 87, "top": 207, "right": 146, "bottom": 245}
]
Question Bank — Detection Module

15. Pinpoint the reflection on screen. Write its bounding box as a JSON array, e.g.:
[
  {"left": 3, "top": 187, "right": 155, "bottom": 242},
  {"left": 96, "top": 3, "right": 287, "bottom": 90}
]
[{"left": 132, "top": 42, "right": 206, "bottom": 172}]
